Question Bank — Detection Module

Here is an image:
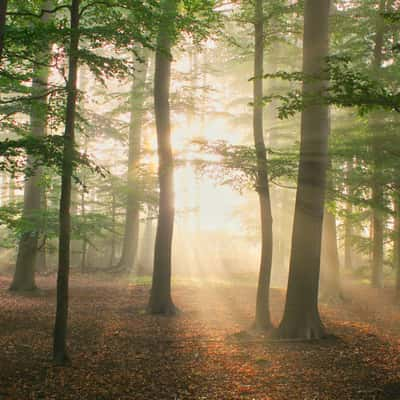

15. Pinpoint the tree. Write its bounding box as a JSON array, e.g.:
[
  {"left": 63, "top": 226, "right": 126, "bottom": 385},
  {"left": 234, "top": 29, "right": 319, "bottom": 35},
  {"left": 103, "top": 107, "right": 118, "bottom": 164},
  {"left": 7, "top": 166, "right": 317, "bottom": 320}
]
[
  {"left": 253, "top": 0, "right": 273, "bottom": 330},
  {"left": 148, "top": 0, "right": 178, "bottom": 315},
  {"left": 10, "top": 0, "right": 53, "bottom": 292},
  {"left": 117, "top": 50, "right": 150, "bottom": 271},
  {"left": 275, "top": 0, "right": 330, "bottom": 340},
  {"left": 53, "top": 0, "right": 80, "bottom": 365}
]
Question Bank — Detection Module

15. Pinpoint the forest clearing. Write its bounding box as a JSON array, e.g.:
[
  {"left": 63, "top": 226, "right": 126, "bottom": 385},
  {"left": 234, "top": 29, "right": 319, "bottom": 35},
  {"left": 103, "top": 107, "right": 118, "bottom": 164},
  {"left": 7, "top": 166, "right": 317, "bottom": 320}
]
[
  {"left": 2, "top": 0, "right": 400, "bottom": 398},
  {"left": 1, "top": 273, "right": 400, "bottom": 400}
]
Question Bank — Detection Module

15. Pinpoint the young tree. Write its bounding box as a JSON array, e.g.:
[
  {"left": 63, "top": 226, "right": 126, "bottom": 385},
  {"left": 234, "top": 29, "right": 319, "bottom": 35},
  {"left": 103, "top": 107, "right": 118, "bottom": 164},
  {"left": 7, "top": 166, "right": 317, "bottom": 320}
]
[
  {"left": 148, "top": 0, "right": 178, "bottom": 314},
  {"left": 53, "top": 0, "right": 80, "bottom": 365},
  {"left": 253, "top": 0, "right": 273, "bottom": 330},
  {"left": 276, "top": 0, "right": 330, "bottom": 339}
]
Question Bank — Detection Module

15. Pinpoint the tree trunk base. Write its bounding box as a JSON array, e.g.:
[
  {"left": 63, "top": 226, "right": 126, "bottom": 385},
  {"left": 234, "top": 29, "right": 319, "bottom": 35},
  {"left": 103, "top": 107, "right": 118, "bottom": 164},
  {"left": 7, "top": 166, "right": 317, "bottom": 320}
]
[
  {"left": 147, "top": 298, "right": 179, "bottom": 316},
  {"left": 9, "top": 282, "right": 37, "bottom": 292},
  {"left": 253, "top": 317, "right": 273, "bottom": 332},
  {"left": 274, "top": 313, "right": 326, "bottom": 340},
  {"left": 53, "top": 352, "right": 71, "bottom": 366}
]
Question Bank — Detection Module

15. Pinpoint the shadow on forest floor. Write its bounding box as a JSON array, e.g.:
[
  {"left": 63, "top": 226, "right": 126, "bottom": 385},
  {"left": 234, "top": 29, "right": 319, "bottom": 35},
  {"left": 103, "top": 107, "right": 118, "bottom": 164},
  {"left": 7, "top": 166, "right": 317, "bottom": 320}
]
[{"left": 0, "top": 274, "right": 400, "bottom": 399}]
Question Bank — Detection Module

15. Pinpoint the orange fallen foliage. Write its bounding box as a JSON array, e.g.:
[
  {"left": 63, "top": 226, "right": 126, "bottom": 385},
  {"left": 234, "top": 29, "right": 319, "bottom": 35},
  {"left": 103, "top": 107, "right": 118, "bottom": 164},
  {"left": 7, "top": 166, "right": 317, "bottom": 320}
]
[{"left": 0, "top": 275, "right": 399, "bottom": 399}]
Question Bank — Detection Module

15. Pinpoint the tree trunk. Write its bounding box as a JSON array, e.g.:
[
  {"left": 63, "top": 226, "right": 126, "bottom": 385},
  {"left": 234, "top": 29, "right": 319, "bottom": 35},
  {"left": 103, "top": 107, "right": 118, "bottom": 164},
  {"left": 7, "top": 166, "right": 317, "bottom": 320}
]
[
  {"left": 80, "top": 185, "right": 87, "bottom": 272},
  {"left": 275, "top": 0, "right": 330, "bottom": 340},
  {"left": 253, "top": 0, "right": 273, "bottom": 331},
  {"left": 53, "top": 0, "right": 80, "bottom": 365},
  {"left": 320, "top": 209, "right": 341, "bottom": 301},
  {"left": 117, "top": 51, "right": 149, "bottom": 271},
  {"left": 0, "top": 0, "right": 7, "bottom": 61},
  {"left": 370, "top": 0, "right": 386, "bottom": 288},
  {"left": 344, "top": 162, "right": 353, "bottom": 270},
  {"left": 109, "top": 191, "right": 117, "bottom": 267},
  {"left": 137, "top": 211, "right": 155, "bottom": 276},
  {"left": 148, "top": 0, "right": 178, "bottom": 315},
  {"left": 10, "top": 0, "right": 53, "bottom": 292}
]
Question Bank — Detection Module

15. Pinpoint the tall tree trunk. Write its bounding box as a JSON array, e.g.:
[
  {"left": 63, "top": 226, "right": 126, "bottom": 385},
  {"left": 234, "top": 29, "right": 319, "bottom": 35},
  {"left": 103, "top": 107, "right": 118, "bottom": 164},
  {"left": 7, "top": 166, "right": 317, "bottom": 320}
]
[
  {"left": 275, "top": 0, "right": 330, "bottom": 340},
  {"left": 0, "top": 0, "right": 7, "bottom": 61},
  {"left": 371, "top": 0, "right": 386, "bottom": 288},
  {"left": 344, "top": 162, "right": 353, "bottom": 270},
  {"left": 117, "top": 51, "right": 149, "bottom": 271},
  {"left": 148, "top": 0, "right": 178, "bottom": 315},
  {"left": 320, "top": 209, "right": 341, "bottom": 301},
  {"left": 253, "top": 0, "right": 273, "bottom": 331},
  {"left": 53, "top": 0, "right": 80, "bottom": 365},
  {"left": 10, "top": 0, "right": 53, "bottom": 291}
]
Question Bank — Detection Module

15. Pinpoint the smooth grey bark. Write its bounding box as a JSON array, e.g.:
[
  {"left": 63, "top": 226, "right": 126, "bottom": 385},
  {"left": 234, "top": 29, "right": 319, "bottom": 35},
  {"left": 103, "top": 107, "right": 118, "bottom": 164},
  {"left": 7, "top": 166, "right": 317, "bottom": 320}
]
[
  {"left": 10, "top": 1, "right": 53, "bottom": 291},
  {"left": 275, "top": 0, "right": 330, "bottom": 340},
  {"left": 117, "top": 52, "right": 149, "bottom": 271},
  {"left": 148, "top": 0, "right": 178, "bottom": 315},
  {"left": 253, "top": 0, "right": 273, "bottom": 331},
  {"left": 53, "top": 0, "right": 80, "bottom": 365}
]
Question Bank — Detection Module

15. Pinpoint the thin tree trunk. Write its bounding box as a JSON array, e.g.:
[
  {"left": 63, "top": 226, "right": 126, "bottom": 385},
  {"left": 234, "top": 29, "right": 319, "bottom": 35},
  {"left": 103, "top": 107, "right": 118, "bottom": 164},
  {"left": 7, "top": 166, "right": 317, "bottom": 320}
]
[
  {"left": 10, "top": 0, "right": 53, "bottom": 291},
  {"left": 53, "top": 0, "right": 80, "bottom": 365},
  {"left": 117, "top": 51, "right": 149, "bottom": 271},
  {"left": 148, "top": 0, "right": 178, "bottom": 315},
  {"left": 109, "top": 191, "right": 117, "bottom": 267},
  {"left": 344, "top": 162, "right": 353, "bottom": 270},
  {"left": 137, "top": 210, "right": 155, "bottom": 276},
  {"left": 80, "top": 185, "right": 87, "bottom": 272},
  {"left": 253, "top": 0, "right": 273, "bottom": 331},
  {"left": 371, "top": 0, "right": 386, "bottom": 288},
  {"left": 320, "top": 209, "right": 341, "bottom": 301},
  {"left": 275, "top": 0, "right": 330, "bottom": 340}
]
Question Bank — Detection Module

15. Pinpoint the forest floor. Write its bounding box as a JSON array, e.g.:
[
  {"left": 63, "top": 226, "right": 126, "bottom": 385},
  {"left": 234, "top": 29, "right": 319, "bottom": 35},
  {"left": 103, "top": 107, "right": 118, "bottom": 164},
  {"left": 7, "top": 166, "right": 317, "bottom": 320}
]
[{"left": 1, "top": 274, "right": 400, "bottom": 400}]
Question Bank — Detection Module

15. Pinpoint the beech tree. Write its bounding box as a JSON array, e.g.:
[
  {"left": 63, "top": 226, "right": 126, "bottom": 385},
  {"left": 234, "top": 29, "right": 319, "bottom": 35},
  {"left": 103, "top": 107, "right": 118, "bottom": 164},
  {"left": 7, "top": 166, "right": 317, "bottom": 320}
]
[
  {"left": 253, "top": 0, "right": 273, "bottom": 330},
  {"left": 53, "top": 0, "right": 80, "bottom": 365},
  {"left": 148, "top": 0, "right": 218, "bottom": 314},
  {"left": 117, "top": 50, "right": 150, "bottom": 272},
  {"left": 52, "top": 0, "right": 159, "bottom": 364},
  {"left": 148, "top": 0, "right": 178, "bottom": 314},
  {"left": 276, "top": 0, "right": 330, "bottom": 340}
]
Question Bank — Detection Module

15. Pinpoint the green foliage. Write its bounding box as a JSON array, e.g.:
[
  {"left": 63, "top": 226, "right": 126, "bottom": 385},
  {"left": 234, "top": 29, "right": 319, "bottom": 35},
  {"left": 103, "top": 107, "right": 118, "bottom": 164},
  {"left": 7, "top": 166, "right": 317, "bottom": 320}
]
[
  {"left": 191, "top": 139, "right": 298, "bottom": 193},
  {"left": 262, "top": 56, "right": 400, "bottom": 119}
]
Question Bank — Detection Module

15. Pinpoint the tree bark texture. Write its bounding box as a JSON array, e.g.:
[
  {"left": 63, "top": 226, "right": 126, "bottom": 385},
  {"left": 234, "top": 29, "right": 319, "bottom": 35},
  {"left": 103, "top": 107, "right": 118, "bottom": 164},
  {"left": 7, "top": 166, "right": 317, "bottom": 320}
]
[{"left": 276, "top": 0, "right": 330, "bottom": 340}]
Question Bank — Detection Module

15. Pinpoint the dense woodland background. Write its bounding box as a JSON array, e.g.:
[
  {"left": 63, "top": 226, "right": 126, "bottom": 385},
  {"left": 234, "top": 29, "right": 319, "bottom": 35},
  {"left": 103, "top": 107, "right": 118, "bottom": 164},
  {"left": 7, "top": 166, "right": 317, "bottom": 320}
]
[{"left": 1, "top": 0, "right": 400, "bottom": 398}]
